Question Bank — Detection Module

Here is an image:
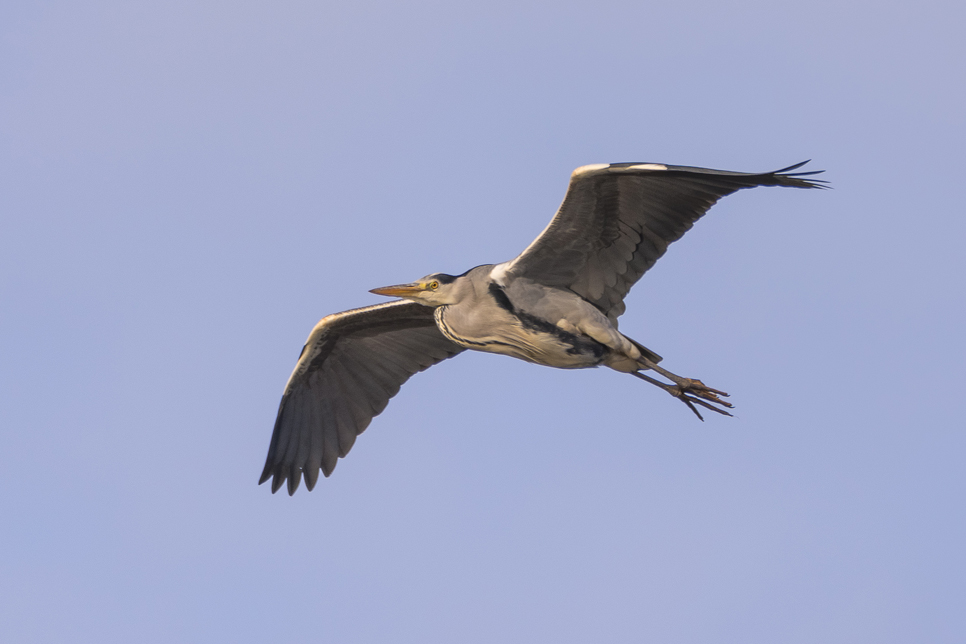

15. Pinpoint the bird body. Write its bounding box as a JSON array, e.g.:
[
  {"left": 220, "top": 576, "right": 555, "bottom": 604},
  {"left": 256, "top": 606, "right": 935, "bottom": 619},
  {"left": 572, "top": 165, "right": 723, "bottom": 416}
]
[
  {"left": 261, "top": 161, "right": 825, "bottom": 494},
  {"left": 430, "top": 266, "right": 636, "bottom": 370}
]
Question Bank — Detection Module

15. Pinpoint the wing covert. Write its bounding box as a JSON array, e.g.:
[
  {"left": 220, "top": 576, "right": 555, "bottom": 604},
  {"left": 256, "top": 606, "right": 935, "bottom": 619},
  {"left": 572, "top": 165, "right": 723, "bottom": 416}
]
[
  {"left": 259, "top": 300, "right": 464, "bottom": 495},
  {"left": 503, "top": 162, "right": 825, "bottom": 323}
]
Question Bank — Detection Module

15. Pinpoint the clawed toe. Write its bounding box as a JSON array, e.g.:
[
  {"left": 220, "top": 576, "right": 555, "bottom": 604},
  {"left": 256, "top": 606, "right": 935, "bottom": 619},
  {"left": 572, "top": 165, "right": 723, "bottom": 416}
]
[
  {"left": 681, "top": 378, "right": 730, "bottom": 399},
  {"left": 671, "top": 385, "right": 734, "bottom": 421},
  {"left": 671, "top": 380, "right": 733, "bottom": 421},
  {"left": 632, "top": 369, "right": 734, "bottom": 421}
]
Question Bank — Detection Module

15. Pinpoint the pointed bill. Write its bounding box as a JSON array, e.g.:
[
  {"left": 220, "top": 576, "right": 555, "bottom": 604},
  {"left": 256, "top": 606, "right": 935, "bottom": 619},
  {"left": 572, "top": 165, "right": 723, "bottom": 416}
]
[{"left": 369, "top": 283, "right": 423, "bottom": 297}]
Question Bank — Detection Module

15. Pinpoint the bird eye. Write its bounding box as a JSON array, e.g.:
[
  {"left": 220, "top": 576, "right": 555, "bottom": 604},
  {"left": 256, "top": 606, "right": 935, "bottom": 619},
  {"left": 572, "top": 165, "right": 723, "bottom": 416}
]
[{"left": 429, "top": 281, "right": 439, "bottom": 290}]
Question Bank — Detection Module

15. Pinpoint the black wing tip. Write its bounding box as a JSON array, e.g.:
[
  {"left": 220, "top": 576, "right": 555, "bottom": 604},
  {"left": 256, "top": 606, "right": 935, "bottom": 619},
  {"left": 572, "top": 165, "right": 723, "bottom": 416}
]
[
  {"left": 258, "top": 462, "right": 276, "bottom": 487},
  {"left": 287, "top": 469, "right": 301, "bottom": 495},
  {"left": 257, "top": 464, "right": 298, "bottom": 495},
  {"left": 601, "top": 159, "right": 829, "bottom": 189},
  {"left": 304, "top": 467, "right": 319, "bottom": 491},
  {"left": 773, "top": 159, "right": 811, "bottom": 173},
  {"left": 771, "top": 160, "right": 829, "bottom": 189},
  {"left": 259, "top": 463, "right": 328, "bottom": 494}
]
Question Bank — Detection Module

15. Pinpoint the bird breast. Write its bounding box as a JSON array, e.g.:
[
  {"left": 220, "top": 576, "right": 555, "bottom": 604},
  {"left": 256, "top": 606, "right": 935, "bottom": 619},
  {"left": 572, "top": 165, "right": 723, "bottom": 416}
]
[{"left": 432, "top": 281, "right": 612, "bottom": 369}]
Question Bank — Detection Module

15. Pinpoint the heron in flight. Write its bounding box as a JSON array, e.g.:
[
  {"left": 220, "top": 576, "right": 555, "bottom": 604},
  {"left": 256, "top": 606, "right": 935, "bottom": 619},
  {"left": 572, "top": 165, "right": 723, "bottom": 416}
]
[{"left": 260, "top": 161, "right": 824, "bottom": 494}]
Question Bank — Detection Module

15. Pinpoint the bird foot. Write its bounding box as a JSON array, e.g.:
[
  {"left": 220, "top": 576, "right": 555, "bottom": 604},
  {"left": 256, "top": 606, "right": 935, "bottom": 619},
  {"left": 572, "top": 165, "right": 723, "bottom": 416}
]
[
  {"left": 666, "top": 378, "right": 733, "bottom": 421},
  {"left": 633, "top": 363, "right": 733, "bottom": 421}
]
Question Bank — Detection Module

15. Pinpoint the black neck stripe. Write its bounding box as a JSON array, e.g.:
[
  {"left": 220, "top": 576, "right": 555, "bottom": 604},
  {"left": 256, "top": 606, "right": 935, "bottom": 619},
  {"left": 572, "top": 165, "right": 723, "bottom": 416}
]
[{"left": 488, "top": 282, "right": 515, "bottom": 313}]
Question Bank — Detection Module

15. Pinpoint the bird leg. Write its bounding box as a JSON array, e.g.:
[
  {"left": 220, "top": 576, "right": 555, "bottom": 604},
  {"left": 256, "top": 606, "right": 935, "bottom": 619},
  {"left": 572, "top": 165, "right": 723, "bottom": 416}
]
[{"left": 633, "top": 358, "right": 733, "bottom": 421}]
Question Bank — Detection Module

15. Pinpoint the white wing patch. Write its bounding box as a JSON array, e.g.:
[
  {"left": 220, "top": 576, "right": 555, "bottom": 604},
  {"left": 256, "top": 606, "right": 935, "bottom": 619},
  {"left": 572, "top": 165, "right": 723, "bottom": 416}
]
[
  {"left": 489, "top": 262, "right": 511, "bottom": 286},
  {"left": 571, "top": 163, "right": 609, "bottom": 177},
  {"left": 620, "top": 163, "right": 667, "bottom": 171},
  {"left": 571, "top": 163, "right": 667, "bottom": 179}
]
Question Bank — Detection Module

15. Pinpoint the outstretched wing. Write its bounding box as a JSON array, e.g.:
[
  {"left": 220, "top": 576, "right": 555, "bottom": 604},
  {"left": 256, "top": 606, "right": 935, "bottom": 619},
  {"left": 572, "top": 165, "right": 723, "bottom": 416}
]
[
  {"left": 260, "top": 300, "right": 464, "bottom": 495},
  {"left": 502, "top": 162, "right": 825, "bottom": 323}
]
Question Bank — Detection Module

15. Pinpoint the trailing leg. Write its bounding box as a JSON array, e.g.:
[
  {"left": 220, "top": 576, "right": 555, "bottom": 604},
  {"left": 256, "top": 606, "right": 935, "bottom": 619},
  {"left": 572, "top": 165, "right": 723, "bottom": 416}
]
[{"left": 632, "top": 358, "right": 733, "bottom": 421}]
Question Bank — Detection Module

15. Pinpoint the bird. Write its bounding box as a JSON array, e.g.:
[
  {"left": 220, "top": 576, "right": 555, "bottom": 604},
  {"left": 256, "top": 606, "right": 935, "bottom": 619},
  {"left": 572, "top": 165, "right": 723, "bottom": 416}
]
[{"left": 260, "top": 160, "right": 825, "bottom": 494}]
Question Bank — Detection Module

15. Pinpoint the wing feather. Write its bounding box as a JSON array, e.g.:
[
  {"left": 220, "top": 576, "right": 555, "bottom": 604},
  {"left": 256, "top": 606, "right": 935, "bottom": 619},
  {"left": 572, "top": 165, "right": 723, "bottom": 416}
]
[
  {"left": 303, "top": 399, "right": 323, "bottom": 491},
  {"left": 504, "top": 162, "right": 825, "bottom": 323},
  {"left": 260, "top": 300, "right": 464, "bottom": 494}
]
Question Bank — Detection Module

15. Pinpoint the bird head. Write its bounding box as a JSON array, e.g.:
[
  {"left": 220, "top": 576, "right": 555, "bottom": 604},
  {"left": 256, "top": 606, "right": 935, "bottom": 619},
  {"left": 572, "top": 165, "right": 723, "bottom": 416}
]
[{"left": 370, "top": 273, "right": 460, "bottom": 306}]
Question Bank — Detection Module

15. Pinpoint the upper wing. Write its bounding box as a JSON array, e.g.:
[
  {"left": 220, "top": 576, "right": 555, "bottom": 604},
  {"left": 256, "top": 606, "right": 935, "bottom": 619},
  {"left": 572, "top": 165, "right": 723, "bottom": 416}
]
[
  {"left": 259, "top": 299, "right": 464, "bottom": 495},
  {"left": 502, "top": 161, "right": 825, "bottom": 323}
]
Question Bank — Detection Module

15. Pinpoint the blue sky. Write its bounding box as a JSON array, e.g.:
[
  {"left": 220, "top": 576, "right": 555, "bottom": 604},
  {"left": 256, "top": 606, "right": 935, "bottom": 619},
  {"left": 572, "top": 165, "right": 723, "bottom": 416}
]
[{"left": 2, "top": 1, "right": 964, "bottom": 642}]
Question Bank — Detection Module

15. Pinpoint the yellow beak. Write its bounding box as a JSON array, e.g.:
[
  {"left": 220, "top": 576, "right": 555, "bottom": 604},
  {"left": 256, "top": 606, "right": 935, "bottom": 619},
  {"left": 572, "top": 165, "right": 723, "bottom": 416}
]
[{"left": 369, "top": 283, "right": 424, "bottom": 297}]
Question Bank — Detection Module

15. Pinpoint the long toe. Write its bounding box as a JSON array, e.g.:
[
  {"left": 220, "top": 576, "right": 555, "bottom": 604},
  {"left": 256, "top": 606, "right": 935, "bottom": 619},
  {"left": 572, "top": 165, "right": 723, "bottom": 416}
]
[
  {"left": 670, "top": 382, "right": 735, "bottom": 421},
  {"left": 681, "top": 379, "right": 733, "bottom": 407},
  {"left": 631, "top": 370, "right": 734, "bottom": 420}
]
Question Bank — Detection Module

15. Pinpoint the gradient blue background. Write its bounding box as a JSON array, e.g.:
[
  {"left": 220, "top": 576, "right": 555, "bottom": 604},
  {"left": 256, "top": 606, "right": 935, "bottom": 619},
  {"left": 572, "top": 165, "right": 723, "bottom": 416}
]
[{"left": 2, "top": 1, "right": 964, "bottom": 642}]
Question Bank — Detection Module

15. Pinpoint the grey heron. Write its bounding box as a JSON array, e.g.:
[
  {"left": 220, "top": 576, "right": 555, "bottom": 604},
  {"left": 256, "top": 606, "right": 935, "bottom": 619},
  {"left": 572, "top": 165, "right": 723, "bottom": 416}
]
[{"left": 260, "top": 161, "right": 825, "bottom": 494}]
